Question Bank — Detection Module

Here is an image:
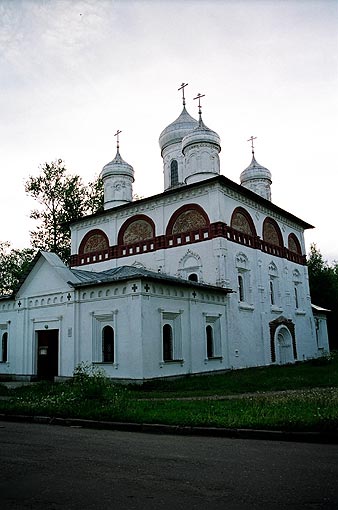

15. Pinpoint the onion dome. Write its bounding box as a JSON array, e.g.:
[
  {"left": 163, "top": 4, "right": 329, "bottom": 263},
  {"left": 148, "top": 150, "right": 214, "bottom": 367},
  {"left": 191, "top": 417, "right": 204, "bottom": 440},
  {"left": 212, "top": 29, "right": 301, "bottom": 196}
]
[
  {"left": 159, "top": 106, "right": 198, "bottom": 154},
  {"left": 182, "top": 116, "right": 221, "bottom": 154},
  {"left": 240, "top": 155, "right": 272, "bottom": 201},
  {"left": 101, "top": 148, "right": 134, "bottom": 181}
]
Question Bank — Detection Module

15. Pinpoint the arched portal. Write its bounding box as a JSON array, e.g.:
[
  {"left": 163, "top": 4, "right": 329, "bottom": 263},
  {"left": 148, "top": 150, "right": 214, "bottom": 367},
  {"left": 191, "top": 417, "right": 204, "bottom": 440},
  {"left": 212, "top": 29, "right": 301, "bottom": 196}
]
[{"left": 275, "top": 326, "right": 294, "bottom": 365}]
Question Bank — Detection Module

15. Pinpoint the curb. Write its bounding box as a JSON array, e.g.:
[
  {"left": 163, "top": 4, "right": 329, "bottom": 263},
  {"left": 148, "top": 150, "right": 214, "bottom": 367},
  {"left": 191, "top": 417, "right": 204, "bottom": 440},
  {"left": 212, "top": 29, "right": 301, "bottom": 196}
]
[{"left": 1, "top": 413, "right": 337, "bottom": 444}]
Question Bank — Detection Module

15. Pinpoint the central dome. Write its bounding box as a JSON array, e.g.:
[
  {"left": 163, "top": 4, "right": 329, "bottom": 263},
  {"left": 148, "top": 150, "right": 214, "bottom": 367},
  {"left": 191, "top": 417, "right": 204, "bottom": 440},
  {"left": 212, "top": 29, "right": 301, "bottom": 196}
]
[
  {"left": 182, "top": 117, "right": 221, "bottom": 153},
  {"left": 159, "top": 107, "right": 198, "bottom": 154}
]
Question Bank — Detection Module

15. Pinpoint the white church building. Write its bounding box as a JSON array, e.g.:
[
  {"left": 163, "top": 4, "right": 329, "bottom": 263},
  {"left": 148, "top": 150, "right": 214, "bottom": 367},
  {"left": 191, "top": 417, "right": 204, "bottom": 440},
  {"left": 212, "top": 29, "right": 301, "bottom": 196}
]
[{"left": 0, "top": 88, "right": 329, "bottom": 382}]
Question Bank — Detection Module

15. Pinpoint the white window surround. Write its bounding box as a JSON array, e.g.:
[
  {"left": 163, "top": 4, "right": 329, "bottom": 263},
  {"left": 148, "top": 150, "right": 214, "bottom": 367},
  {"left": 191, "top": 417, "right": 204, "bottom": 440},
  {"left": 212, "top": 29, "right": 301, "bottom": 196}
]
[
  {"left": 203, "top": 313, "right": 222, "bottom": 361},
  {"left": 91, "top": 311, "right": 119, "bottom": 368},
  {"left": 235, "top": 252, "right": 253, "bottom": 309},
  {"left": 159, "top": 309, "right": 183, "bottom": 365}
]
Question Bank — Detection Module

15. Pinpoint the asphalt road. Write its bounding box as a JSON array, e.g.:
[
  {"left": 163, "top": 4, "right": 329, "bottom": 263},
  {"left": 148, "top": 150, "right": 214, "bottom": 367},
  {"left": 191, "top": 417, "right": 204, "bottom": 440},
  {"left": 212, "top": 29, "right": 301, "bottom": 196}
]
[{"left": 0, "top": 422, "right": 337, "bottom": 510}]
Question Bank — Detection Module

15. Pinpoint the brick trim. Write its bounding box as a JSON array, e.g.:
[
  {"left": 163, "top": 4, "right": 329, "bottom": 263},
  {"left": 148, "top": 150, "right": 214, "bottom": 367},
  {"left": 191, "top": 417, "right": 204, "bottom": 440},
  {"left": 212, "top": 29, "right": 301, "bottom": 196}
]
[{"left": 70, "top": 221, "right": 307, "bottom": 267}]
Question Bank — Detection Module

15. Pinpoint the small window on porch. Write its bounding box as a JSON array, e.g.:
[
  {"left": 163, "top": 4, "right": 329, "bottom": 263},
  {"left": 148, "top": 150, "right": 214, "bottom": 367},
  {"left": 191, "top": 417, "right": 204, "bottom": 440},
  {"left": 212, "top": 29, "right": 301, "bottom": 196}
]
[
  {"left": 163, "top": 324, "right": 173, "bottom": 361},
  {"left": 102, "top": 326, "right": 114, "bottom": 363},
  {"left": 1, "top": 332, "right": 8, "bottom": 363},
  {"left": 206, "top": 325, "right": 214, "bottom": 358}
]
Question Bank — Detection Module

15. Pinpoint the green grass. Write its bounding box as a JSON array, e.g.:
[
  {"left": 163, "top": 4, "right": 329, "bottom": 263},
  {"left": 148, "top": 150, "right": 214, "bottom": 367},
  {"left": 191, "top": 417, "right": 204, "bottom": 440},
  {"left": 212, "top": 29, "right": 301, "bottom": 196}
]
[
  {"left": 0, "top": 353, "right": 337, "bottom": 432},
  {"left": 130, "top": 353, "right": 338, "bottom": 398}
]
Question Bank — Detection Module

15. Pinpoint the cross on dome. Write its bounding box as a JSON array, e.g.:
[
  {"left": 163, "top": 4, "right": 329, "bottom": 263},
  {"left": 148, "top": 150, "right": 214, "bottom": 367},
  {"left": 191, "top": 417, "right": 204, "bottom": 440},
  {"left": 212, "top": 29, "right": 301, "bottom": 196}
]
[
  {"left": 193, "top": 93, "right": 205, "bottom": 116},
  {"left": 178, "top": 82, "right": 188, "bottom": 106},
  {"left": 114, "top": 129, "right": 122, "bottom": 150},
  {"left": 247, "top": 135, "right": 257, "bottom": 156}
]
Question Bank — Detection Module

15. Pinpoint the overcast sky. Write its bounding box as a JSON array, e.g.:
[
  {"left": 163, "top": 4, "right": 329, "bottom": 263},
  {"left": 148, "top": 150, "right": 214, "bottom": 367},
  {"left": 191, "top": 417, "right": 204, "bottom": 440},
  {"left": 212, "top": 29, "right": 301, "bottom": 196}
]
[{"left": 1, "top": 0, "right": 337, "bottom": 261}]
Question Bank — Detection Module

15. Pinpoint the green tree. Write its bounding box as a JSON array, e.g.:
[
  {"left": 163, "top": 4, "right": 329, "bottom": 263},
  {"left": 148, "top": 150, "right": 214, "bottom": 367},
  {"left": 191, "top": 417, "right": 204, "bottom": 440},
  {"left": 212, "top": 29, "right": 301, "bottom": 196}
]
[
  {"left": 307, "top": 243, "right": 338, "bottom": 350},
  {"left": 0, "top": 242, "right": 36, "bottom": 295},
  {"left": 25, "top": 160, "right": 103, "bottom": 262}
]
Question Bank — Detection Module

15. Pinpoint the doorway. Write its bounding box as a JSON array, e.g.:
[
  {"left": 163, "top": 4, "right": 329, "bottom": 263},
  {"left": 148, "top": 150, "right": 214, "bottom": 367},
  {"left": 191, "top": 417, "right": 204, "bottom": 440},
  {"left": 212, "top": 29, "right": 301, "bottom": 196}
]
[{"left": 37, "top": 329, "right": 59, "bottom": 380}]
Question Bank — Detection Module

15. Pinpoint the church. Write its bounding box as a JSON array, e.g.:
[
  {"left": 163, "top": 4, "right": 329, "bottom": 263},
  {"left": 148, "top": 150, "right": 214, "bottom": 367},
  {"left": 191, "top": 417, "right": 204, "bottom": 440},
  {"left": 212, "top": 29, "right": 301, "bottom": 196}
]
[{"left": 0, "top": 86, "right": 329, "bottom": 382}]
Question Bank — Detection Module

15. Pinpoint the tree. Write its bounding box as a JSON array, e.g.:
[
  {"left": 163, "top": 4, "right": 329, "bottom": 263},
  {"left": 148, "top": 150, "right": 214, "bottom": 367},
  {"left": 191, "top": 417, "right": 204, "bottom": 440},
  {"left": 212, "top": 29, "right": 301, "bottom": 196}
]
[
  {"left": 25, "top": 160, "right": 103, "bottom": 263},
  {"left": 0, "top": 242, "right": 36, "bottom": 295},
  {"left": 307, "top": 244, "right": 338, "bottom": 350}
]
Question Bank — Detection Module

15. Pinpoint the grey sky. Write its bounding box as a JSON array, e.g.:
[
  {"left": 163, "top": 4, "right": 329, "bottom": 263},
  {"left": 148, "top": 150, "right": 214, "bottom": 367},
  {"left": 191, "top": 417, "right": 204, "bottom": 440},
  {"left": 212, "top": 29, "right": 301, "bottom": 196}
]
[{"left": 1, "top": 0, "right": 337, "bottom": 260}]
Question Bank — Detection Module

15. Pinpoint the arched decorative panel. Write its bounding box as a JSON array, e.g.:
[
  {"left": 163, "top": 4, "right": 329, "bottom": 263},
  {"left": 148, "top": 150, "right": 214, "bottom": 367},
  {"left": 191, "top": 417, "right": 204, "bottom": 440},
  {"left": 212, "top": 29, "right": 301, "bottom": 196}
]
[
  {"left": 79, "top": 229, "right": 109, "bottom": 254},
  {"left": 288, "top": 233, "right": 302, "bottom": 254},
  {"left": 230, "top": 207, "right": 257, "bottom": 237},
  {"left": 118, "top": 215, "right": 155, "bottom": 245},
  {"left": 166, "top": 204, "right": 210, "bottom": 236},
  {"left": 263, "top": 217, "right": 284, "bottom": 247}
]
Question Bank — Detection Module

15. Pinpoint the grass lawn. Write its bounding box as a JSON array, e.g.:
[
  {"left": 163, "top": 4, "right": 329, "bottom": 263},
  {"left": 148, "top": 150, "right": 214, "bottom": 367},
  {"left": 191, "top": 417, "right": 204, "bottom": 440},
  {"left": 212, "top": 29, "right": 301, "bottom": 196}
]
[{"left": 0, "top": 354, "right": 337, "bottom": 432}]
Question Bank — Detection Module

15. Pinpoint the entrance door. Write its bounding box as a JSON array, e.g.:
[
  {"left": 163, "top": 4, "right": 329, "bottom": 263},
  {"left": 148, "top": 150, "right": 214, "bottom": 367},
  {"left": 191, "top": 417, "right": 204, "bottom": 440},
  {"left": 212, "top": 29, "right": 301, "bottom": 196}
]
[
  {"left": 37, "top": 330, "right": 59, "bottom": 380},
  {"left": 277, "top": 329, "right": 293, "bottom": 365}
]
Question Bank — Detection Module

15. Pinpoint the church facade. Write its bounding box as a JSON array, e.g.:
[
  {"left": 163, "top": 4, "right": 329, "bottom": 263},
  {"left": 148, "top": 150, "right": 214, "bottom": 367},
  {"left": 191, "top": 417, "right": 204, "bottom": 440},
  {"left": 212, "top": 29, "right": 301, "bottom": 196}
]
[{"left": 0, "top": 92, "right": 329, "bottom": 382}]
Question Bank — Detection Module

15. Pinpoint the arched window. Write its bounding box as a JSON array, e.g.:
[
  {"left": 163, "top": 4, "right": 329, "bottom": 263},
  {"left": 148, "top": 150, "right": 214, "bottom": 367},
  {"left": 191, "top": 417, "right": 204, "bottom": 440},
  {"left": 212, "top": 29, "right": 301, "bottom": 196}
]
[
  {"left": 170, "top": 160, "right": 179, "bottom": 187},
  {"left": 288, "top": 233, "right": 302, "bottom": 254},
  {"left": 230, "top": 207, "right": 257, "bottom": 237},
  {"left": 1, "top": 332, "right": 8, "bottom": 363},
  {"left": 102, "top": 326, "right": 114, "bottom": 363},
  {"left": 294, "top": 286, "right": 299, "bottom": 309},
  {"left": 188, "top": 273, "right": 198, "bottom": 282},
  {"left": 163, "top": 324, "right": 173, "bottom": 361},
  {"left": 206, "top": 325, "right": 214, "bottom": 358},
  {"left": 238, "top": 274, "right": 245, "bottom": 302},
  {"left": 269, "top": 280, "right": 275, "bottom": 306},
  {"left": 263, "top": 218, "right": 284, "bottom": 247}
]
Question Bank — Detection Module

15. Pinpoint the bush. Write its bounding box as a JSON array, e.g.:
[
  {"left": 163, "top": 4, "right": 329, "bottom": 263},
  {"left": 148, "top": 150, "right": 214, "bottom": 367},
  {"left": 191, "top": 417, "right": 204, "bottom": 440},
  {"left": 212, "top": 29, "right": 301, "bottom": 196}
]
[{"left": 71, "top": 362, "right": 111, "bottom": 400}]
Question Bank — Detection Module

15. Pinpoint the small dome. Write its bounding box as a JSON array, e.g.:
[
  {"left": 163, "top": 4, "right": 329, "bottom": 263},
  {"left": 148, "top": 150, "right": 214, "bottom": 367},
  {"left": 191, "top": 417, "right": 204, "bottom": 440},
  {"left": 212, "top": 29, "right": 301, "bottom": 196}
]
[
  {"left": 240, "top": 155, "right": 271, "bottom": 184},
  {"left": 182, "top": 117, "right": 221, "bottom": 154},
  {"left": 101, "top": 149, "right": 134, "bottom": 181},
  {"left": 159, "top": 107, "right": 198, "bottom": 153}
]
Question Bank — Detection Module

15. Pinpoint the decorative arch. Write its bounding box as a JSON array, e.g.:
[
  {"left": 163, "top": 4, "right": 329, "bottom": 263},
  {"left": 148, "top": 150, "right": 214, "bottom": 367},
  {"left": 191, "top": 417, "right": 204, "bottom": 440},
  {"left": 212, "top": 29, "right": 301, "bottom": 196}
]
[
  {"left": 269, "top": 317, "right": 297, "bottom": 363},
  {"left": 79, "top": 229, "right": 109, "bottom": 255},
  {"left": 166, "top": 204, "right": 210, "bottom": 236},
  {"left": 263, "top": 217, "right": 284, "bottom": 247},
  {"left": 118, "top": 214, "right": 155, "bottom": 245},
  {"left": 178, "top": 249, "right": 202, "bottom": 281},
  {"left": 230, "top": 207, "right": 257, "bottom": 237},
  {"left": 288, "top": 233, "right": 302, "bottom": 254}
]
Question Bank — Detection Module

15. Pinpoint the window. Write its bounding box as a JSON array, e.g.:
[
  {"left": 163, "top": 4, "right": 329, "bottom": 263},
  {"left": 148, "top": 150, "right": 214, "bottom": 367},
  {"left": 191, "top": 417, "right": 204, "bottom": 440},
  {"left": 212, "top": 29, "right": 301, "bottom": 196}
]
[
  {"left": 235, "top": 253, "right": 251, "bottom": 306},
  {"left": 163, "top": 324, "right": 173, "bottom": 361},
  {"left": 294, "top": 286, "right": 299, "bottom": 309},
  {"left": 170, "top": 160, "right": 179, "bottom": 187},
  {"left": 1, "top": 332, "right": 8, "bottom": 363},
  {"left": 238, "top": 274, "right": 245, "bottom": 302},
  {"left": 102, "top": 326, "right": 114, "bottom": 363},
  {"left": 269, "top": 280, "right": 275, "bottom": 305},
  {"left": 205, "top": 315, "right": 222, "bottom": 359},
  {"left": 206, "top": 325, "right": 214, "bottom": 358},
  {"left": 92, "top": 312, "right": 117, "bottom": 365},
  {"left": 268, "top": 262, "right": 280, "bottom": 308},
  {"left": 188, "top": 273, "right": 198, "bottom": 282},
  {"left": 161, "top": 311, "right": 183, "bottom": 363}
]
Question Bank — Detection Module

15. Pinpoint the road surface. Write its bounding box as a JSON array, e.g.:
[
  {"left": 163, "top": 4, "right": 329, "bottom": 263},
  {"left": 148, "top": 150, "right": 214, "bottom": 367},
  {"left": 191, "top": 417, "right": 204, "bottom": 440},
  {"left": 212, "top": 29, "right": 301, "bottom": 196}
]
[{"left": 0, "top": 421, "right": 337, "bottom": 509}]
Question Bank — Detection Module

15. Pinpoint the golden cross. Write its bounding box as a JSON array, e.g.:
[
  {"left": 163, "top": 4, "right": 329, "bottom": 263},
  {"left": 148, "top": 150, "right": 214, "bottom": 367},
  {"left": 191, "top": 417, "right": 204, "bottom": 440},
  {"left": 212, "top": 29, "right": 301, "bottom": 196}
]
[
  {"left": 178, "top": 82, "right": 188, "bottom": 106},
  {"left": 114, "top": 129, "right": 122, "bottom": 150},
  {"left": 247, "top": 136, "right": 257, "bottom": 155},
  {"left": 193, "top": 93, "right": 205, "bottom": 115}
]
